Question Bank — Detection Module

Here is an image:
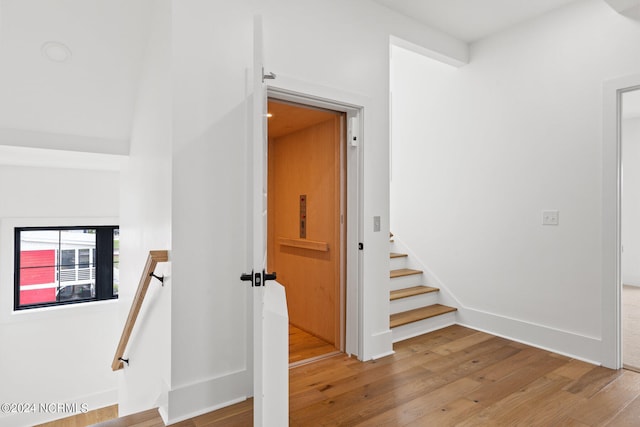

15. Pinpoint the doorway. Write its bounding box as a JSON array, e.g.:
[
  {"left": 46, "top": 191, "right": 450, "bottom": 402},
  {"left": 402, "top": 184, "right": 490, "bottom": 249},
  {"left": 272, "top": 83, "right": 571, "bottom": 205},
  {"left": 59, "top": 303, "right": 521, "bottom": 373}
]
[
  {"left": 266, "top": 99, "right": 346, "bottom": 365},
  {"left": 621, "top": 88, "right": 640, "bottom": 371}
]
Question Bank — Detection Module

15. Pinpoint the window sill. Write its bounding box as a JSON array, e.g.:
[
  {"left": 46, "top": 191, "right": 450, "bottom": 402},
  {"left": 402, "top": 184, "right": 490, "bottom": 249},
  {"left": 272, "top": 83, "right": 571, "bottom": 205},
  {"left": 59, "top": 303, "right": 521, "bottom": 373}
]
[{"left": 3, "top": 298, "right": 119, "bottom": 325}]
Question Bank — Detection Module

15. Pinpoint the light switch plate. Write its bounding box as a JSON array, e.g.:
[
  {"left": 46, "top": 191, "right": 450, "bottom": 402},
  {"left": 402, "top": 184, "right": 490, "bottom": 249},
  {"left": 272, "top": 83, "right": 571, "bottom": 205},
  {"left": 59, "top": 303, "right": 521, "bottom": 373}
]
[
  {"left": 542, "top": 210, "right": 559, "bottom": 225},
  {"left": 373, "top": 216, "right": 381, "bottom": 232}
]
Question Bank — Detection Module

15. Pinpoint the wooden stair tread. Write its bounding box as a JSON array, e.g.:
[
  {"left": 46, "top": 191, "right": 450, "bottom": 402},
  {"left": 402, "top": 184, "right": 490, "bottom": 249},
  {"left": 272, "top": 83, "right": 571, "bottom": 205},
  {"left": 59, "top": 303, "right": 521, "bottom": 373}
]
[
  {"left": 390, "top": 304, "right": 457, "bottom": 328},
  {"left": 390, "top": 268, "right": 422, "bottom": 278},
  {"left": 390, "top": 285, "right": 439, "bottom": 301},
  {"left": 390, "top": 252, "right": 408, "bottom": 259}
]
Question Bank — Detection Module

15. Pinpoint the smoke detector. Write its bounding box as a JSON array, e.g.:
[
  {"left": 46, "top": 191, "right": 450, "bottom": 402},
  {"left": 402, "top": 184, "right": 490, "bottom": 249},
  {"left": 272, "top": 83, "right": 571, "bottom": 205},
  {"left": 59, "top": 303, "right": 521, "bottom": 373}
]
[{"left": 41, "top": 41, "right": 72, "bottom": 63}]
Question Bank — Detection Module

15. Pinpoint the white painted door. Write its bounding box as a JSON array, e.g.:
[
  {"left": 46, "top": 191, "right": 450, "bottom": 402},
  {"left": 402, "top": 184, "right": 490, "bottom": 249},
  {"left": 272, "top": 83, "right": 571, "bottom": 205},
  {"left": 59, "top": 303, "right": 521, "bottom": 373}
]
[{"left": 243, "top": 16, "right": 288, "bottom": 427}]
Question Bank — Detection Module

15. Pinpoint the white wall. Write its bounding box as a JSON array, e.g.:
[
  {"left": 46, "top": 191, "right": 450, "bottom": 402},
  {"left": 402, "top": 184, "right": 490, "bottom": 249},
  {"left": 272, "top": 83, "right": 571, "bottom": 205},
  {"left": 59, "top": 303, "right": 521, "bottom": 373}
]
[
  {"left": 0, "top": 165, "right": 119, "bottom": 427},
  {"left": 391, "top": 0, "right": 640, "bottom": 363},
  {"left": 623, "top": 117, "right": 640, "bottom": 286},
  {"left": 168, "top": 0, "right": 466, "bottom": 422},
  {"left": 116, "top": 0, "right": 172, "bottom": 419}
]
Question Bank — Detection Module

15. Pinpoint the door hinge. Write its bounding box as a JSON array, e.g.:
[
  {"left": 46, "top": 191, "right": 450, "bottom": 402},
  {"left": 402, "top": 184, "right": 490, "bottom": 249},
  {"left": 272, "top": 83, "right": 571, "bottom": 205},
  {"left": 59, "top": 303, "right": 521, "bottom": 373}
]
[{"left": 262, "top": 67, "right": 276, "bottom": 83}]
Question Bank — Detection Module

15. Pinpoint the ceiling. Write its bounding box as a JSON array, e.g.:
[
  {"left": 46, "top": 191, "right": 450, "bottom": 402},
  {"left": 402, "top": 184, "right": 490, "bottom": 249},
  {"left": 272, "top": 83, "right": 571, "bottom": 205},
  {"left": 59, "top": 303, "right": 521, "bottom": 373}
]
[
  {"left": 373, "top": 0, "right": 579, "bottom": 43},
  {"left": 0, "top": 0, "right": 636, "bottom": 168},
  {"left": 0, "top": 0, "right": 154, "bottom": 159},
  {"left": 268, "top": 101, "right": 340, "bottom": 139}
]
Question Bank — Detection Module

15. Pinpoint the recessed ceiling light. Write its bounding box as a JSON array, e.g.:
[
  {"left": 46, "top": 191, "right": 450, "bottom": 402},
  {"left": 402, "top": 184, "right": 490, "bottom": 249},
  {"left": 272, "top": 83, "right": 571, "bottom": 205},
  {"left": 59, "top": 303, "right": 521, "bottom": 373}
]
[{"left": 41, "top": 41, "right": 72, "bottom": 63}]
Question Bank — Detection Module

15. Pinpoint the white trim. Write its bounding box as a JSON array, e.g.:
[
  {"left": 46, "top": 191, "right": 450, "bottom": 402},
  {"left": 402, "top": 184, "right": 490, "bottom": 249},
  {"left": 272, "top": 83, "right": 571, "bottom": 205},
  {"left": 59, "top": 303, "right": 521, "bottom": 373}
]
[
  {"left": 267, "top": 81, "right": 364, "bottom": 360},
  {"left": 457, "top": 307, "right": 602, "bottom": 365},
  {"left": 603, "top": 74, "right": 640, "bottom": 369},
  {"left": 164, "top": 370, "right": 249, "bottom": 424},
  {"left": 390, "top": 35, "right": 467, "bottom": 68},
  {"left": 371, "top": 350, "right": 395, "bottom": 360},
  {"left": 369, "top": 329, "right": 394, "bottom": 360},
  {"left": 458, "top": 321, "right": 601, "bottom": 367},
  {"left": 0, "top": 144, "right": 126, "bottom": 171},
  {"left": 0, "top": 127, "right": 129, "bottom": 155}
]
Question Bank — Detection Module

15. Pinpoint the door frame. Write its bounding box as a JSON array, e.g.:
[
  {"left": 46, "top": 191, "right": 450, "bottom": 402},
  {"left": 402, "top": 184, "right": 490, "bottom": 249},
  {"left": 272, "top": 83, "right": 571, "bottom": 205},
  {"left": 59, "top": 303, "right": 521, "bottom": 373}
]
[
  {"left": 267, "top": 82, "right": 364, "bottom": 358},
  {"left": 603, "top": 73, "right": 640, "bottom": 369}
]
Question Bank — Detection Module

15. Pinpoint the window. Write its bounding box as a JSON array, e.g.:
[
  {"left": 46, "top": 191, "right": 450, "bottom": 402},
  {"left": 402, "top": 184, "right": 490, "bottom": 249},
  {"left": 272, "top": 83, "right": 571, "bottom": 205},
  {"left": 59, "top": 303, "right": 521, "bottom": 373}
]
[{"left": 14, "top": 226, "right": 119, "bottom": 310}]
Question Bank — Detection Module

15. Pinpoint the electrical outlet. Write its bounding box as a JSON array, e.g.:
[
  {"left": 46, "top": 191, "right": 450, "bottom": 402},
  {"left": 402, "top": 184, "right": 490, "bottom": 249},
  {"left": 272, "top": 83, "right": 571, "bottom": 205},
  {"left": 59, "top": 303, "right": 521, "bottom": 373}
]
[{"left": 542, "top": 210, "right": 559, "bottom": 226}]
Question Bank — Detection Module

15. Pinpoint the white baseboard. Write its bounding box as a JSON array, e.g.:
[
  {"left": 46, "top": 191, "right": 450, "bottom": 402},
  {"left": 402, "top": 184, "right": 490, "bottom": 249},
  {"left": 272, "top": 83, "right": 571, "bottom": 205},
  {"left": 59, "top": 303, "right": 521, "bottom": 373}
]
[
  {"left": 391, "top": 235, "right": 603, "bottom": 365},
  {"left": 367, "top": 329, "right": 394, "bottom": 361},
  {"left": 457, "top": 307, "right": 601, "bottom": 365},
  {"left": 165, "top": 369, "right": 250, "bottom": 425}
]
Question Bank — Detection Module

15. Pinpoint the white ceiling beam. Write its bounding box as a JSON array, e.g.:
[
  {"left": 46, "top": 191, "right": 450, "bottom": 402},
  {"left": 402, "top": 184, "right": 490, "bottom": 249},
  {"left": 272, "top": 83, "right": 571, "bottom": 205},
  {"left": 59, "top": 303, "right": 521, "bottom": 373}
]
[
  {"left": 604, "top": 0, "right": 640, "bottom": 20},
  {"left": 0, "top": 145, "right": 126, "bottom": 171},
  {"left": 0, "top": 128, "right": 129, "bottom": 156}
]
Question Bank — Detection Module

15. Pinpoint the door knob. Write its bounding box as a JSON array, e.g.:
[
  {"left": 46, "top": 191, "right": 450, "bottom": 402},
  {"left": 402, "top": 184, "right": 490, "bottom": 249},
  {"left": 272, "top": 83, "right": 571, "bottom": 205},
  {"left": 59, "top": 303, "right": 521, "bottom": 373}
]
[
  {"left": 240, "top": 271, "right": 253, "bottom": 282},
  {"left": 263, "top": 270, "right": 277, "bottom": 282}
]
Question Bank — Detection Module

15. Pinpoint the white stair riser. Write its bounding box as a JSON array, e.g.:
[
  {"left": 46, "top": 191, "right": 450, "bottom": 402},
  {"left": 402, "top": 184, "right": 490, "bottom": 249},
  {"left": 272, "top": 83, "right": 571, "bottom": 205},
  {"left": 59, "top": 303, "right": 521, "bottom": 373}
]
[
  {"left": 391, "top": 311, "right": 457, "bottom": 343},
  {"left": 390, "top": 292, "right": 440, "bottom": 315},
  {"left": 390, "top": 256, "right": 408, "bottom": 270},
  {"left": 390, "top": 273, "right": 424, "bottom": 291}
]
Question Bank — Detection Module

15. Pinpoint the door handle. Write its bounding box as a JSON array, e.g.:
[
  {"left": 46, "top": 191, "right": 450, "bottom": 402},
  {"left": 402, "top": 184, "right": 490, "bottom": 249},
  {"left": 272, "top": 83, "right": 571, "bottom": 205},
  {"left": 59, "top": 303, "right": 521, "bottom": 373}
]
[
  {"left": 240, "top": 271, "right": 254, "bottom": 283},
  {"left": 263, "top": 269, "right": 277, "bottom": 282},
  {"left": 240, "top": 270, "right": 276, "bottom": 286}
]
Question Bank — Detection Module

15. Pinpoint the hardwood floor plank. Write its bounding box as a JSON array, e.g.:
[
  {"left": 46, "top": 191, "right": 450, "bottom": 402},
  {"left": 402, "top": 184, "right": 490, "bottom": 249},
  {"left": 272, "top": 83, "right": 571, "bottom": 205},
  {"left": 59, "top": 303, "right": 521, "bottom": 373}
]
[
  {"left": 424, "top": 336, "right": 512, "bottom": 375},
  {"left": 552, "top": 358, "right": 599, "bottom": 380},
  {"left": 471, "top": 346, "right": 544, "bottom": 382},
  {"left": 504, "top": 389, "right": 583, "bottom": 426},
  {"left": 605, "top": 392, "right": 640, "bottom": 426},
  {"left": 89, "top": 408, "right": 162, "bottom": 427},
  {"left": 457, "top": 373, "right": 573, "bottom": 426},
  {"left": 358, "top": 377, "right": 482, "bottom": 426},
  {"left": 288, "top": 324, "right": 336, "bottom": 364},
  {"left": 569, "top": 370, "right": 640, "bottom": 426},
  {"left": 466, "top": 352, "right": 568, "bottom": 408},
  {"left": 171, "top": 398, "right": 253, "bottom": 427},
  {"left": 95, "top": 325, "right": 640, "bottom": 427},
  {"left": 565, "top": 365, "right": 623, "bottom": 398},
  {"left": 431, "top": 331, "right": 495, "bottom": 356},
  {"left": 290, "top": 363, "right": 442, "bottom": 426},
  {"left": 36, "top": 405, "right": 119, "bottom": 427},
  {"left": 404, "top": 397, "right": 479, "bottom": 427},
  {"left": 293, "top": 334, "right": 520, "bottom": 426},
  {"left": 301, "top": 351, "right": 438, "bottom": 401}
]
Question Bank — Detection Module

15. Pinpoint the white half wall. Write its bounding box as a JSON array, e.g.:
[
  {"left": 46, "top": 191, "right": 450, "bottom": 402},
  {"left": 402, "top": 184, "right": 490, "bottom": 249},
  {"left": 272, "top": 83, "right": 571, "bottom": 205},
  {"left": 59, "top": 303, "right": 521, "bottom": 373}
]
[
  {"left": 116, "top": 0, "right": 172, "bottom": 419},
  {"left": 623, "top": 117, "right": 640, "bottom": 286},
  {"left": 390, "top": 0, "right": 640, "bottom": 364},
  {"left": 0, "top": 166, "right": 119, "bottom": 427}
]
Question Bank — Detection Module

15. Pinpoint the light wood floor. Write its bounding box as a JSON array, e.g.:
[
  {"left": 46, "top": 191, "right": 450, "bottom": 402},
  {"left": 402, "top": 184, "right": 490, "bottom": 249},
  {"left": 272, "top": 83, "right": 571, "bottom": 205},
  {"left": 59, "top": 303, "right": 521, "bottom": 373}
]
[
  {"left": 289, "top": 324, "right": 337, "bottom": 365},
  {"left": 35, "top": 405, "right": 119, "bottom": 427},
  {"left": 93, "top": 324, "right": 640, "bottom": 426}
]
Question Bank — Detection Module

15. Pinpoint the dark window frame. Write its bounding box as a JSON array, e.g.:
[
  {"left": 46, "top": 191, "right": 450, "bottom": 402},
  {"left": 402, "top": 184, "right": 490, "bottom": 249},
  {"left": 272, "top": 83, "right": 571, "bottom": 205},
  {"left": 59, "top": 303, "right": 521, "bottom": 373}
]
[{"left": 14, "top": 225, "right": 119, "bottom": 310}]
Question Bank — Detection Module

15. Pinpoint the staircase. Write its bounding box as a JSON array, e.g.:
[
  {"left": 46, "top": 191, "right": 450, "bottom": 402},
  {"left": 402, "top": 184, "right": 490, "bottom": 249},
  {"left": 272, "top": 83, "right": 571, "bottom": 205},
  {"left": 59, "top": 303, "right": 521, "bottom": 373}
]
[{"left": 389, "top": 234, "right": 457, "bottom": 343}]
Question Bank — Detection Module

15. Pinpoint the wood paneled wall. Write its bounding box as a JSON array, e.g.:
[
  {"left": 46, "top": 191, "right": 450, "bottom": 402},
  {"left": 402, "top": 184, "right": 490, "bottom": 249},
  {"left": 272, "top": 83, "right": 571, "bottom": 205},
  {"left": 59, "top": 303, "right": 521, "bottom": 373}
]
[{"left": 268, "top": 107, "right": 343, "bottom": 346}]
